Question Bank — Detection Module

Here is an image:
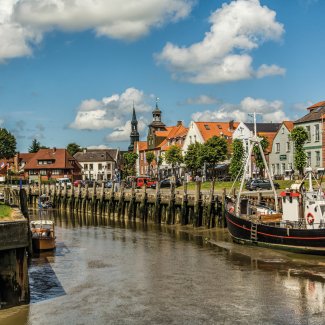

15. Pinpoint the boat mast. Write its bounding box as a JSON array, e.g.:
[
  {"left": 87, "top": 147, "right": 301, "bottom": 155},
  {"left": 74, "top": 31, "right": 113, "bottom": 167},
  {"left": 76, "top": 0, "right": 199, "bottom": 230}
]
[{"left": 236, "top": 112, "right": 279, "bottom": 214}]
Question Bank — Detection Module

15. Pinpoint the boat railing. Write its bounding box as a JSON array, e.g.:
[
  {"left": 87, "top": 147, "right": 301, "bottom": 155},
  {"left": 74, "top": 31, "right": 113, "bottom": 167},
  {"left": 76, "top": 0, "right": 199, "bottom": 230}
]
[{"left": 258, "top": 220, "right": 325, "bottom": 230}]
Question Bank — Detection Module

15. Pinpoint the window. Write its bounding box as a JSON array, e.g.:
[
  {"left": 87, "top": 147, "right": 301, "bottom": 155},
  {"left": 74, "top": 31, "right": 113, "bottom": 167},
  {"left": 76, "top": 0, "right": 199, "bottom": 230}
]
[
  {"left": 204, "top": 124, "right": 210, "bottom": 130},
  {"left": 272, "top": 164, "right": 275, "bottom": 175},
  {"left": 281, "top": 163, "right": 285, "bottom": 175},
  {"left": 286, "top": 142, "right": 290, "bottom": 152},
  {"left": 106, "top": 163, "right": 111, "bottom": 170},
  {"left": 194, "top": 135, "right": 197, "bottom": 142},
  {"left": 276, "top": 143, "right": 280, "bottom": 153},
  {"left": 315, "top": 124, "right": 320, "bottom": 142},
  {"left": 141, "top": 153, "right": 144, "bottom": 161},
  {"left": 189, "top": 136, "right": 192, "bottom": 144},
  {"left": 288, "top": 163, "right": 292, "bottom": 170},
  {"left": 316, "top": 151, "right": 320, "bottom": 167},
  {"left": 276, "top": 164, "right": 280, "bottom": 175},
  {"left": 89, "top": 164, "right": 93, "bottom": 170},
  {"left": 282, "top": 128, "right": 284, "bottom": 134},
  {"left": 306, "top": 126, "right": 311, "bottom": 142},
  {"left": 84, "top": 164, "right": 88, "bottom": 170},
  {"left": 98, "top": 163, "right": 102, "bottom": 170},
  {"left": 307, "top": 152, "right": 311, "bottom": 166}
]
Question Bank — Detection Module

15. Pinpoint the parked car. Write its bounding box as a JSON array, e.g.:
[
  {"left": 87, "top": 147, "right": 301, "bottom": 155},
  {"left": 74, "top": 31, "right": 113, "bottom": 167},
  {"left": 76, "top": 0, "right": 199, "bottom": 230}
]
[
  {"left": 245, "top": 179, "right": 280, "bottom": 191},
  {"left": 159, "top": 178, "right": 182, "bottom": 188},
  {"left": 56, "top": 177, "right": 72, "bottom": 189},
  {"left": 73, "top": 180, "right": 84, "bottom": 187}
]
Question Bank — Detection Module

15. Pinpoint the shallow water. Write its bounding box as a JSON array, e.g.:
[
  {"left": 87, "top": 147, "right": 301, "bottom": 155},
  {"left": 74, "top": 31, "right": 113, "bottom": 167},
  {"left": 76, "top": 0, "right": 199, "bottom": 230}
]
[{"left": 1, "top": 210, "right": 325, "bottom": 324}]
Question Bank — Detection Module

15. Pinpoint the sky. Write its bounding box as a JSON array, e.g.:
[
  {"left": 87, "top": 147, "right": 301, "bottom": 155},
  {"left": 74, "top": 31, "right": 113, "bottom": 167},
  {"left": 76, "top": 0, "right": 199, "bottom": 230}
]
[{"left": 0, "top": 0, "right": 325, "bottom": 152}]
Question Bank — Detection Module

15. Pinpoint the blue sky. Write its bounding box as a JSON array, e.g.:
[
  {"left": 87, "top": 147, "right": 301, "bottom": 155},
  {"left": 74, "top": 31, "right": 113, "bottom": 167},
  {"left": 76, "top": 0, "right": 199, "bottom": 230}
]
[{"left": 0, "top": 0, "right": 324, "bottom": 152}]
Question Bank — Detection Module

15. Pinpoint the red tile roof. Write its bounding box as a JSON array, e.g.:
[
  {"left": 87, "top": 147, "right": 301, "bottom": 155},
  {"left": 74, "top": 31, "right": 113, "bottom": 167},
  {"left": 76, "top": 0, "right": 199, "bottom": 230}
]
[
  {"left": 307, "top": 101, "right": 325, "bottom": 110},
  {"left": 24, "top": 148, "right": 81, "bottom": 170},
  {"left": 136, "top": 141, "right": 148, "bottom": 152},
  {"left": 283, "top": 121, "right": 294, "bottom": 131},
  {"left": 195, "top": 121, "right": 239, "bottom": 142}
]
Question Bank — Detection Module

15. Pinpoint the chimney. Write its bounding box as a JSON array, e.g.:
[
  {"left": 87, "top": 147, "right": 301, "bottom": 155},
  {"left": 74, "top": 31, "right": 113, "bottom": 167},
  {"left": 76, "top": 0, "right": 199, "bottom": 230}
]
[
  {"left": 177, "top": 120, "right": 183, "bottom": 126},
  {"left": 83, "top": 148, "right": 87, "bottom": 154},
  {"left": 53, "top": 147, "right": 56, "bottom": 153},
  {"left": 229, "top": 120, "right": 234, "bottom": 131}
]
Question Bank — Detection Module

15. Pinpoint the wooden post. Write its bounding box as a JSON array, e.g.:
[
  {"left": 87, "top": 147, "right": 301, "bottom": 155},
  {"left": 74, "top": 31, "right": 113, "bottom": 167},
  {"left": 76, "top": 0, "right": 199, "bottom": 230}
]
[
  {"left": 128, "top": 180, "right": 136, "bottom": 220},
  {"left": 167, "top": 182, "right": 175, "bottom": 224},
  {"left": 181, "top": 180, "right": 188, "bottom": 225},
  {"left": 221, "top": 188, "right": 226, "bottom": 228},
  {"left": 154, "top": 180, "right": 161, "bottom": 224},
  {"left": 194, "top": 181, "right": 202, "bottom": 227}
]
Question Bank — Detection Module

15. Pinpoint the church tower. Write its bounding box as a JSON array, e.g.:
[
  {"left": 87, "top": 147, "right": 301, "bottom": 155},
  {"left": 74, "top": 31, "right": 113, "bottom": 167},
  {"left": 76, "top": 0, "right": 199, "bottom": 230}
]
[
  {"left": 147, "top": 98, "right": 167, "bottom": 150},
  {"left": 128, "top": 104, "right": 139, "bottom": 151}
]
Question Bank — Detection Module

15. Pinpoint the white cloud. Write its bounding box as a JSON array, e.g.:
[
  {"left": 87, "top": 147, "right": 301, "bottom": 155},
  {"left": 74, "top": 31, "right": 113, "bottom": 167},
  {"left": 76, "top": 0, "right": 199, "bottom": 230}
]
[
  {"left": 192, "top": 97, "right": 288, "bottom": 123},
  {"left": 87, "top": 145, "right": 110, "bottom": 149},
  {"left": 256, "top": 64, "right": 286, "bottom": 78},
  {"left": 0, "top": 119, "right": 4, "bottom": 126},
  {"left": 186, "top": 95, "right": 220, "bottom": 105},
  {"left": 0, "top": 0, "right": 194, "bottom": 61},
  {"left": 70, "top": 87, "right": 152, "bottom": 130},
  {"left": 292, "top": 101, "right": 314, "bottom": 111},
  {"left": 106, "top": 119, "right": 147, "bottom": 142},
  {"left": 156, "top": 0, "right": 285, "bottom": 84}
]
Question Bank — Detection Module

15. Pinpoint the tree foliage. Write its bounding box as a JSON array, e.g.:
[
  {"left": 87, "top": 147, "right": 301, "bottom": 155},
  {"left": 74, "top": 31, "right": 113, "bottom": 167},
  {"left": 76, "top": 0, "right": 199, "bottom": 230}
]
[
  {"left": 165, "top": 145, "right": 183, "bottom": 179},
  {"left": 200, "top": 136, "right": 228, "bottom": 180},
  {"left": 123, "top": 152, "right": 138, "bottom": 177},
  {"left": 253, "top": 135, "right": 269, "bottom": 177},
  {"left": 28, "top": 138, "right": 41, "bottom": 153},
  {"left": 184, "top": 142, "right": 203, "bottom": 176},
  {"left": 229, "top": 139, "right": 244, "bottom": 179},
  {"left": 0, "top": 128, "right": 17, "bottom": 159},
  {"left": 146, "top": 151, "right": 155, "bottom": 176},
  {"left": 290, "top": 126, "right": 308, "bottom": 176},
  {"left": 67, "top": 143, "right": 81, "bottom": 156}
]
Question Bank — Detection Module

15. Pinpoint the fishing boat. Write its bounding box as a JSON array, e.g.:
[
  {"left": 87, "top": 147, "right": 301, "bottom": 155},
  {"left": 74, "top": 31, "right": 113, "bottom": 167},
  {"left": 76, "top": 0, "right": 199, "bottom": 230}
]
[
  {"left": 38, "top": 194, "right": 53, "bottom": 209},
  {"left": 226, "top": 114, "right": 325, "bottom": 255},
  {"left": 30, "top": 220, "right": 56, "bottom": 251}
]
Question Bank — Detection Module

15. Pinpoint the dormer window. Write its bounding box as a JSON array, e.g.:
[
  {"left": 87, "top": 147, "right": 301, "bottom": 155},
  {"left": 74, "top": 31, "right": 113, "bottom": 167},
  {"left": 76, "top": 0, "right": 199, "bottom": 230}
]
[
  {"left": 204, "top": 124, "right": 210, "bottom": 130},
  {"left": 217, "top": 125, "right": 222, "bottom": 129}
]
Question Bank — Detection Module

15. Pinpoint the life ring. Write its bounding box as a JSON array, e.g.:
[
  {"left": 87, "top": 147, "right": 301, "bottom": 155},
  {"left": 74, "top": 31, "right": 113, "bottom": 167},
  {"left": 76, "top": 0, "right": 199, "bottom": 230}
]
[
  {"left": 306, "top": 213, "right": 314, "bottom": 225},
  {"left": 229, "top": 207, "right": 235, "bottom": 213}
]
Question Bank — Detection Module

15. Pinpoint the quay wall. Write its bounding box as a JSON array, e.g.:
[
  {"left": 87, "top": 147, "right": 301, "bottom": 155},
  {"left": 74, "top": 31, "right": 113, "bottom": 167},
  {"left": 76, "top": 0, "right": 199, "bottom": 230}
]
[{"left": 0, "top": 189, "right": 30, "bottom": 309}]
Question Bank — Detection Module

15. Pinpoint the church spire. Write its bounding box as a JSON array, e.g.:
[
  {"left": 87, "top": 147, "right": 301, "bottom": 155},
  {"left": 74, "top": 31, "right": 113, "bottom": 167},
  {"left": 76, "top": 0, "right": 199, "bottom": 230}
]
[{"left": 128, "top": 103, "right": 139, "bottom": 152}]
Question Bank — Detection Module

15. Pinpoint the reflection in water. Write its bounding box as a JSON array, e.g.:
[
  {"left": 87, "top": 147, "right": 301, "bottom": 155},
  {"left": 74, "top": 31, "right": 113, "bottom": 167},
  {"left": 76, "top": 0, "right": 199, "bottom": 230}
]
[{"left": 0, "top": 209, "right": 325, "bottom": 324}]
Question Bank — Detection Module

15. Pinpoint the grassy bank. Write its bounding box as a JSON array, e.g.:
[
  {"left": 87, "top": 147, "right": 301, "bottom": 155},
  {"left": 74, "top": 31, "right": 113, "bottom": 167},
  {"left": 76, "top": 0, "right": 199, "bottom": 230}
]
[
  {"left": 179, "top": 180, "right": 298, "bottom": 192},
  {"left": 0, "top": 202, "right": 12, "bottom": 219}
]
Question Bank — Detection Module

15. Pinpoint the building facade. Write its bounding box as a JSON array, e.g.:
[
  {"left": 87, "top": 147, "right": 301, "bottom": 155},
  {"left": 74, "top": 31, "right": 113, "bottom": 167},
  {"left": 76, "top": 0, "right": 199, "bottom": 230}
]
[
  {"left": 294, "top": 101, "right": 325, "bottom": 172},
  {"left": 74, "top": 149, "right": 121, "bottom": 181},
  {"left": 268, "top": 121, "right": 294, "bottom": 179}
]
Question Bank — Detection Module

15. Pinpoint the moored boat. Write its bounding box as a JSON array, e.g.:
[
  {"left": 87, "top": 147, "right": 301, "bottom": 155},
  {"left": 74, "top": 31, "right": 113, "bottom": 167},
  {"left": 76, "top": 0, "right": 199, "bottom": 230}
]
[
  {"left": 226, "top": 114, "right": 325, "bottom": 255},
  {"left": 30, "top": 220, "right": 56, "bottom": 251}
]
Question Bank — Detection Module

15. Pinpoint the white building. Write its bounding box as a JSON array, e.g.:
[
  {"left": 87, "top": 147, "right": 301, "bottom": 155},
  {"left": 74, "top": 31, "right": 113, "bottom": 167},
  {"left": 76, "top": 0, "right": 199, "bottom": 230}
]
[{"left": 74, "top": 149, "right": 121, "bottom": 181}]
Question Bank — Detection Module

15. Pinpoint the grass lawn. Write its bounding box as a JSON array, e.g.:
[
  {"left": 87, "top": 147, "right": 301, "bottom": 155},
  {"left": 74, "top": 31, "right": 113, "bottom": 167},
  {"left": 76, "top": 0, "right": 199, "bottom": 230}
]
[
  {"left": 180, "top": 180, "right": 297, "bottom": 192},
  {"left": 0, "top": 202, "right": 12, "bottom": 219}
]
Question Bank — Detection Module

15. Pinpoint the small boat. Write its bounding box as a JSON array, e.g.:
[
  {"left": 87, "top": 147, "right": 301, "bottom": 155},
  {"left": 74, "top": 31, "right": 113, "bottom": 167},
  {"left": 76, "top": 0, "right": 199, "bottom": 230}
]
[
  {"left": 226, "top": 113, "right": 325, "bottom": 255},
  {"left": 38, "top": 194, "right": 53, "bottom": 209},
  {"left": 30, "top": 220, "right": 56, "bottom": 251}
]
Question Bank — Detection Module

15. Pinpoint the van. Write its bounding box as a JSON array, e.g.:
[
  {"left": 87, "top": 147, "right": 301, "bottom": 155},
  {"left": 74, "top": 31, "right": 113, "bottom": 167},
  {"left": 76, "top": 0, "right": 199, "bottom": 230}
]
[{"left": 56, "top": 177, "right": 72, "bottom": 189}]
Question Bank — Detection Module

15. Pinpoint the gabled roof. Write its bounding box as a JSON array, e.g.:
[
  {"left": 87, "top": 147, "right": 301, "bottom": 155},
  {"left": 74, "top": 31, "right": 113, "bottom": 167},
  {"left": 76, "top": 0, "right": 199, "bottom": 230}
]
[
  {"left": 245, "top": 123, "right": 281, "bottom": 133},
  {"left": 258, "top": 132, "right": 277, "bottom": 152},
  {"left": 195, "top": 121, "right": 239, "bottom": 142},
  {"left": 283, "top": 121, "right": 294, "bottom": 131},
  {"left": 74, "top": 149, "right": 115, "bottom": 162},
  {"left": 295, "top": 101, "right": 325, "bottom": 124},
  {"left": 136, "top": 141, "right": 148, "bottom": 152},
  {"left": 24, "top": 148, "right": 81, "bottom": 170},
  {"left": 19, "top": 153, "right": 35, "bottom": 163}
]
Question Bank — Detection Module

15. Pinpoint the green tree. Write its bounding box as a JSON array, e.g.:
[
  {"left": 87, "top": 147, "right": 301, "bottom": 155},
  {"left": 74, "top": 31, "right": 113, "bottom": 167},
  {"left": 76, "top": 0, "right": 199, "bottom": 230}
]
[
  {"left": 28, "top": 139, "right": 41, "bottom": 153},
  {"left": 229, "top": 139, "right": 244, "bottom": 180},
  {"left": 200, "top": 136, "right": 228, "bottom": 181},
  {"left": 184, "top": 142, "right": 203, "bottom": 177},
  {"left": 253, "top": 135, "right": 269, "bottom": 177},
  {"left": 123, "top": 152, "right": 138, "bottom": 177},
  {"left": 0, "top": 128, "right": 16, "bottom": 159},
  {"left": 290, "top": 126, "right": 309, "bottom": 176},
  {"left": 146, "top": 151, "right": 155, "bottom": 177},
  {"left": 165, "top": 145, "right": 183, "bottom": 180},
  {"left": 154, "top": 154, "right": 163, "bottom": 180},
  {"left": 67, "top": 143, "right": 81, "bottom": 156}
]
